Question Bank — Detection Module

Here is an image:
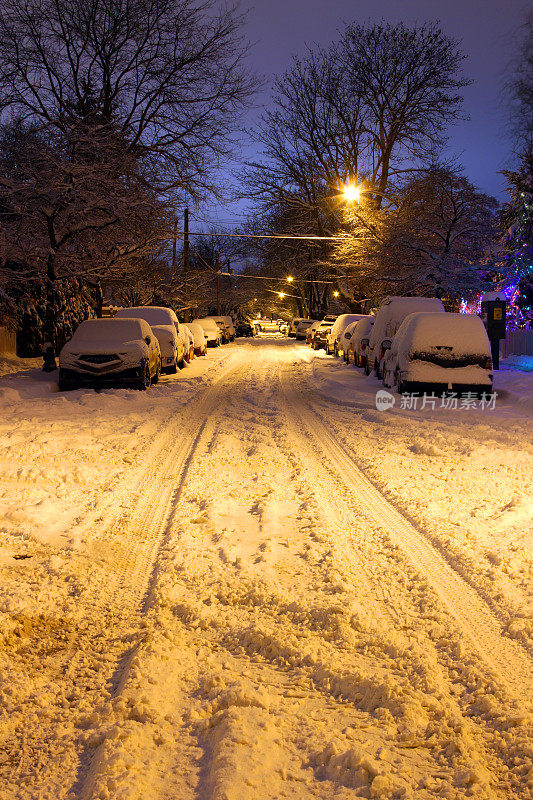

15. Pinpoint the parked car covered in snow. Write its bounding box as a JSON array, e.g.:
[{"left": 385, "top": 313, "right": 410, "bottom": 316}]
[
  {"left": 383, "top": 312, "right": 494, "bottom": 395},
  {"left": 295, "top": 319, "right": 317, "bottom": 340},
  {"left": 366, "top": 297, "right": 445, "bottom": 378},
  {"left": 193, "top": 318, "right": 222, "bottom": 346},
  {"left": 311, "top": 320, "right": 334, "bottom": 350},
  {"left": 288, "top": 317, "right": 308, "bottom": 337},
  {"left": 177, "top": 323, "right": 195, "bottom": 363},
  {"left": 223, "top": 316, "right": 236, "bottom": 341},
  {"left": 210, "top": 316, "right": 235, "bottom": 343},
  {"left": 235, "top": 322, "right": 254, "bottom": 337},
  {"left": 326, "top": 314, "right": 368, "bottom": 356},
  {"left": 305, "top": 320, "right": 321, "bottom": 344},
  {"left": 59, "top": 318, "right": 160, "bottom": 391},
  {"left": 188, "top": 321, "right": 208, "bottom": 355},
  {"left": 115, "top": 306, "right": 183, "bottom": 373},
  {"left": 345, "top": 316, "right": 374, "bottom": 366}
]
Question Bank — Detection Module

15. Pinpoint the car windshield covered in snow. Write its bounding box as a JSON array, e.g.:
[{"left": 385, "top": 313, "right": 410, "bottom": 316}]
[{"left": 70, "top": 318, "right": 150, "bottom": 346}]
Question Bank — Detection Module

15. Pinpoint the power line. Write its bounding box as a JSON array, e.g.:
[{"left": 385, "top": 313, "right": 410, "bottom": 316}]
[
  {"left": 186, "top": 231, "right": 348, "bottom": 241},
  {"left": 218, "top": 272, "right": 340, "bottom": 284}
]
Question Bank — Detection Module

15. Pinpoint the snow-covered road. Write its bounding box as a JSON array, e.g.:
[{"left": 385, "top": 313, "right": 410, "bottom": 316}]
[{"left": 1, "top": 337, "right": 532, "bottom": 799}]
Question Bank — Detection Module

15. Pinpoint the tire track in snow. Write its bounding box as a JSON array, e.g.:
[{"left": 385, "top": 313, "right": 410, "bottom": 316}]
[
  {"left": 75, "top": 359, "right": 249, "bottom": 800},
  {"left": 279, "top": 367, "right": 533, "bottom": 705}
]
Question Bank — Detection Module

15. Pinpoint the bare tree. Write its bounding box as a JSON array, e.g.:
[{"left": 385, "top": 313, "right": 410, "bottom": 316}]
[
  {"left": 0, "top": 0, "right": 254, "bottom": 199},
  {"left": 506, "top": 11, "right": 533, "bottom": 153},
  {"left": 244, "top": 21, "right": 468, "bottom": 306},
  {"left": 0, "top": 0, "right": 254, "bottom": 352}
]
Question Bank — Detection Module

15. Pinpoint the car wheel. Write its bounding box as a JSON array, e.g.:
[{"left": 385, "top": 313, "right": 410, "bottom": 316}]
[
  {"left": 168, "top": 358, "right": 178, "bottom": 374},
  {"left": 364, "top": 359, "right": 371, "bottom": 376},
  {"left": 152, "top": 360, "right": 160, "bottom": 384},
  {"left": 138, "top": 362, "right": 151, "bottom": 390},
  {"left": 58, "top": 369, "right": 72, "bottom": 391},
  {"left": 178, "top": 356, "right": 186, "bottom": 369},
  {"left": 374, "top": 360, "right": 381, "bottom": 379},
  {"left": 396, "top": 370, "right": 405, "bottom": 394}
]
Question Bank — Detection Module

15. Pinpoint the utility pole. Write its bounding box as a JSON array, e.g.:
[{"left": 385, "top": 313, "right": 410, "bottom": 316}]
[
  {"left": 183, "top": 207, "right": 189, "bottom": 273},
  {"left": 172, "top": 217, "right": 178, "bottom": 272},
  {"left": 216, "top": 249, "right": 221, "bottom": 315}
]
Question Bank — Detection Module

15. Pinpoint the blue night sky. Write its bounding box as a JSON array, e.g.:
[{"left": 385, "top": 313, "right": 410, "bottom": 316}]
[{"left": 201, "top": 0, "right": 530, "bottom": 230}]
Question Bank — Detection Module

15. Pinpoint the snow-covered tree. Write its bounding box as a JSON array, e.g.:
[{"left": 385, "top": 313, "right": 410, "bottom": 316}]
[
  {"left": 0, "top": 0, "right": 254, "bottom": 353},
  {"left": 501, "top": 151, "right": 533, "bottom": 325}
]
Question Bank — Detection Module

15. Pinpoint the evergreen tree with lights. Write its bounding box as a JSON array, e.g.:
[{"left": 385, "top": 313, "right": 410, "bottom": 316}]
[{"left": 502, "top": 149, "right": 533, "bottom": 326}]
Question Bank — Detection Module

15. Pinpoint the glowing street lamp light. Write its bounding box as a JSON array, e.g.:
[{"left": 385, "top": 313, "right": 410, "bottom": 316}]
[
  {"left": 343, "top": 183, "right": 360, "bottom": 203},
  {"left": 333, "top": 290, "right": 339, "bottom": 297},
  {"left": 278, "top": 292, "right": 286, "bottom": 299},
  {"left": 286, "top": 275, "right": 294, "bottom": 283}
]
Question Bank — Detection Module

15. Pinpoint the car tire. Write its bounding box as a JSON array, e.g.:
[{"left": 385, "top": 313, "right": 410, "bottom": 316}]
[
  {"left": 138, "top": 363, "right": 151, "bottom": 390},
  {"left": 168, "top": 359, "right": 178, "bottom": 374},
  {"left": 396, "top": 370, "right": 406, "bottom": 394},
  {"left": 178, "top": 356, "right": 186, "bottom": 369},
  {"left": 374, "top": 360, "right": 381, "bottom": 379},
  {"left": 58, "top": 369, "right": 73, "bottom": 391},
  {"left": 364, "top": 359, "right": 371, "bottom": 376},
  {"left": 152, "top": 360, "right": 160, "bottom": 384}
]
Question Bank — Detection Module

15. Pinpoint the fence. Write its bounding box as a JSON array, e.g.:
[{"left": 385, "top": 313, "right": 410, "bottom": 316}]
[
  {"left": 500, "top": 329, "right": 533, "bottom": 358},
  {"left": 0, "top": 326, "right": 16, "bottom": 355}
]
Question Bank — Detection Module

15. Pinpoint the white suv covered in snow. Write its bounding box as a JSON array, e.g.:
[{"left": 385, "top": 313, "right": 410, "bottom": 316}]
[
  {"left": 383, "top": 312, "right": 494, "bottom": 395},
  {"left": 366, "top": 297, "right": 445, "bottom": 378},
  {"left": 326, "top": 314, "right": 368, "bottom": 356},
  {"left": 59, "top": 318, "right": 161, "bottom": 391},
  {"left": 115, "top": 306, "right": 184, "bottom": 373},
  {"left": 193, "top": 318, "right": 222, "bottom": 346}
]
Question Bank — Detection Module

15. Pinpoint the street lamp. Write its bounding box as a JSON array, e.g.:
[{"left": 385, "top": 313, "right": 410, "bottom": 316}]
[
  {"left": 333, "top": 290, "right": 339, "bottom": 297},
  {"left": 278, "top": 292, "right": 286, "bottom": 299},
  {"left": 286, "top": 275, "right": 294, "bottom": 283},
  {"left": 343, "top": 183, "right": 360, "bottom": 203}
]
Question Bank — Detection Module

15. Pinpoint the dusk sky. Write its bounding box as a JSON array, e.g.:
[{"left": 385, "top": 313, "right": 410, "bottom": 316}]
[{"left": 204, "top": 0, "right": 530, "bottom": 228}]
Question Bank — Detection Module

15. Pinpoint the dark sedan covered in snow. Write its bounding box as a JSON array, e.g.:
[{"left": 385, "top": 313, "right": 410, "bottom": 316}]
[{"left": 59, "top": 318, "right": 161, "bottom": 391}]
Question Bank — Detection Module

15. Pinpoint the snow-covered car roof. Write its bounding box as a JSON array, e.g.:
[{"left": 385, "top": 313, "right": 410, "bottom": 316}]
[
  {"left": 395, "top": 312, "right": 491, "bottom": 356},
  {"left": 193, "top": 317, "right": 220, "bottom": 332},
  {"left": 188, "top": 322, "right": 208, "bottom": 346},
  {"left": 350, "top": 316, "right": 374, "bottom": 338},
  {"left": 329, "top": 314, "right": 368, "bottom": 337},
  {"left": 116, "top": 306, "right": 177, "bottom": 327},
  {"left": 70, "top": 318, "right": 151, "bottom": 345},
  {"left": 371, "top": 297, "right": 444, "bottom": 343}
]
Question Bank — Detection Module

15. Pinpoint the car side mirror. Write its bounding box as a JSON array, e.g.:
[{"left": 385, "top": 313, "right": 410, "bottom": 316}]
[
  {"left": 382, "top": 339, "right": 392, "bottom": 351},
  {"left": 361, "top": 337, "right": 369, "bottom": 347},
  {"left": 145, "top": 335, "right": 151, "bottom": 345}
]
